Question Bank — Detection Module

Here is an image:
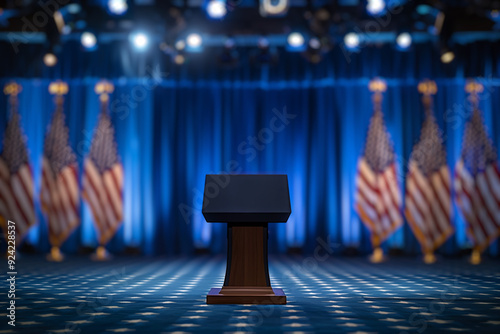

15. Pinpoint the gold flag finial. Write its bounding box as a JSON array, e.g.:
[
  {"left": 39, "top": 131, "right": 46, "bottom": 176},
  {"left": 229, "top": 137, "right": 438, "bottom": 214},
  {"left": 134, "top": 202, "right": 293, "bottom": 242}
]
[
  {"left": 418, "top": 80, "right": 437, "bottom": 96},
  {"left": 418, "top": 80, "right": 437, "bottom": 113},
  {"left": 465, "top": 80, "right": 483, "bottom": 107},
  {"left": 49, "top": 81, "right": 69, "bottom": 96},
  {"left": 49, "top": 81, "right": 68, "bottom": 107},
  {"left": 369, "top": 78, "right": 386, "bottom": 109},
  {"left": 465, "top": 80, "right": 484, "bottom": 95},
  {"left": 4, "top": 82, "right": 22, "bottom": 97},
  {"left": 95, "top": 80, "right": 114, "bottom": 103},
  {"left": 369, "top": 78, "right": 387, "bottom": 93}
]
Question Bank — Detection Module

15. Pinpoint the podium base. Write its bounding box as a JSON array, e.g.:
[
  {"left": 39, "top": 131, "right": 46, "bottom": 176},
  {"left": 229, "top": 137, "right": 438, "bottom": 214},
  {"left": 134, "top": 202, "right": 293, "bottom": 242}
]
[{"left": 207, "top": 287, "right": 286, "bottom": 305}]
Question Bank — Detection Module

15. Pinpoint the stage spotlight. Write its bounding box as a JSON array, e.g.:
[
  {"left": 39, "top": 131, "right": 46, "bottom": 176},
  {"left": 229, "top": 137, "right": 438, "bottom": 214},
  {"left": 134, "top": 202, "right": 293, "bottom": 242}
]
[
  {"left": 207, "top": 0, "right": 227, "bottom": 19},
  {"left": 287, "top": 32, "right": 304, "bottom": 48},
  {"left": 309, "top": 37, "right": 321, "bottom": 50},
  {"left": 81, "top": 32, "right": 97, "bottom": 50},
  {"left": 440, "top": 50, "right": 455, "bottom": 63},
  {"left": 175, "top": 40, "right": 186, "bottom": 51},
  {"left": 108, "top": 0, "right": 128, "bottom": 16},
  {"left": 367, "top": 0, "right": 385, "bottom": 16},
  {"left": 344, "top": 32, "right": 360, "bottom": 50},
  {"left": 130, "top": 32, "right": 149, "bottom": 51},
  {"left": 396, "top": 32, "right": 412, "bottom": 50},
  {"left": 187, "top": 33, "right": 203, "bottom": 48},
  {"left": 43, "top": 53, "right": 57, "bottom": 67}
]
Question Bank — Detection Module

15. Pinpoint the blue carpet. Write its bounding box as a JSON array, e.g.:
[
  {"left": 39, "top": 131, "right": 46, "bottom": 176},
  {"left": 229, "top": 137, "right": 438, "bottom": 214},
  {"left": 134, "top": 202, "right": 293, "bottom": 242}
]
[{"left": 2, "top": 255, "right": 500, "bottom": 333}]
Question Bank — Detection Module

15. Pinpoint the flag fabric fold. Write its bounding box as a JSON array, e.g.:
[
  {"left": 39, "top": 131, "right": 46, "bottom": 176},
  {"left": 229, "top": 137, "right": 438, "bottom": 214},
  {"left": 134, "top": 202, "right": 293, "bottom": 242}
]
[
  {"left": 454, "top": 108, "right": 500, "bottom": 251},
  {"left": 82, "top": 111, "right": 124, "bottom": 246},
  {"left": 40, "top": 109, "right": 80, "bottom": 247},
  {"left": 405, "top": 111, "right": 453, "bottom": 253},
  {"left": 355, "top": 109, "right": 403, "bottom": 247},
  {"left": 0, "top": 111, "right": 36, "bottom": 240}
]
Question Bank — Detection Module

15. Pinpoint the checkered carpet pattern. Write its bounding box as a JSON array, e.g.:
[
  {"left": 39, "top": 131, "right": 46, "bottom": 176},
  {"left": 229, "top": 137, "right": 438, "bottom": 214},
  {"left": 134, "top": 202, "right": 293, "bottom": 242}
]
[{"left": 2, "top": 256, "right": 500, "bottom": 333}]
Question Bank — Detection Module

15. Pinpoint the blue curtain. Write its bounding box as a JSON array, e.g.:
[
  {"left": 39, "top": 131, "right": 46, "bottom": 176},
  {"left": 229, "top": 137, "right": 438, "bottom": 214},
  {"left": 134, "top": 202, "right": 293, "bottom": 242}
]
[{"left": 1, "top": 40, "right": 499, "bottom": 256}]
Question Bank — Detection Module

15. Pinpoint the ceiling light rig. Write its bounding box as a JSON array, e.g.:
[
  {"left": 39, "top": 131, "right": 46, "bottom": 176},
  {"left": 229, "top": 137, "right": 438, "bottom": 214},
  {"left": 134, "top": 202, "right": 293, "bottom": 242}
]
[{"left": 6, "top": 0, "right": 498, "bottom": 69}]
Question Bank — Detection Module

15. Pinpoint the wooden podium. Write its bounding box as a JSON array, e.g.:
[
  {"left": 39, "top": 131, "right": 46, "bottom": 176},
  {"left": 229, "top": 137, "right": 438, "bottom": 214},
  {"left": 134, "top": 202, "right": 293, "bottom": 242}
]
[{"left": 202, "top": 174, "right": 291, "bottom": 305}]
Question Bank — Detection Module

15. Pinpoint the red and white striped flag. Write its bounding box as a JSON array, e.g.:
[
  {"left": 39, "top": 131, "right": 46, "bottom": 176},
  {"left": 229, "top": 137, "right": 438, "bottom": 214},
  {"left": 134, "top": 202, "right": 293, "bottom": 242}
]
[
  {"left": 40, "top": 109, "right": 80, "bottom": 247},
  {"left": 82, "top": 111, "right": 123, "bottom": 245},
  {"left": 405, "top": 111, "right": 453, "bottom": 254},
  {"left": 355, "top": 109, "right": 403, "bottom": 247},
  {"left": 0, "top": 110, "right": 36, "bottom": 241},
  {"left": 454, "top": 108, "right": 500, "bottom": 251}
]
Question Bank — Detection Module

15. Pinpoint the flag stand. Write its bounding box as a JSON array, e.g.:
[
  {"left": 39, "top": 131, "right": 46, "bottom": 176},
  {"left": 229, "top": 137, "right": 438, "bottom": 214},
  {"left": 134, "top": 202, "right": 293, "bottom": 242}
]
[
  {"left": 469, "top": 248, "right": 481, "bottom": 265},
  {"left": 423, "top": 252, "right": 437, "bottom": 264},
  {"left": 92, "top": 245, "right": 112, "bottom": 261},
  {"left": 46, "top": 246, "right": 64, "bottom": 262},
  {"left": 369, "top": 247, "right": 384, "bottom": 263}
]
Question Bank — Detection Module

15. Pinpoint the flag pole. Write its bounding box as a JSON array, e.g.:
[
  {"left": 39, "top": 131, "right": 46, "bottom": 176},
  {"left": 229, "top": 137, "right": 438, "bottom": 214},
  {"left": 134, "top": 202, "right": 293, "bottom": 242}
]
[
  {"left": 3, "top": 82, "right": 22, "bottom": 118},
  {"left": 368, "top": 78, "right": 387, "bottom": 264},
  {"left": 417, "top": 80, "right": 439, "bottom": 264},
  {"left": 46, "top": 81, "right": 69, "bottom": 262},
  {"left": 2, "top": 83, "right": 22, "bottom": 258},
  {"left": 465, "top": 80, "right": 484, "bottom": 265},
  {"left": 92, "top": 80, "right": 115, "bottom": 261}
]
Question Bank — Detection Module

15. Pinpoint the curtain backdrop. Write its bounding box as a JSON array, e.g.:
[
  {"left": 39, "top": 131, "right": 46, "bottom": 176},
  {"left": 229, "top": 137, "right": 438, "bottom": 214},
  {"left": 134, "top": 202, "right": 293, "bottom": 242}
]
[{"left": 0, "top": 40, "right": 499, "bottom": 256}]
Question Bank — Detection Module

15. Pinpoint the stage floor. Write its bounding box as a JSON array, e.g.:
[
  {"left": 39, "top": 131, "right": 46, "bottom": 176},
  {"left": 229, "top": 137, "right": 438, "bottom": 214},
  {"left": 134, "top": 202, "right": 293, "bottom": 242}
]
[{"left": 3, "top": 255, "right": 500, "bottom": 333}]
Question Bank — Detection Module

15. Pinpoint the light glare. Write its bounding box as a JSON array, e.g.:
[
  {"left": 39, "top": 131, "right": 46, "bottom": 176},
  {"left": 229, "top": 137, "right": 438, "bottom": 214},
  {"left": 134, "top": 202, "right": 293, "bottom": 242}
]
[
  {"left": 81, "top": 32, "right": 97, "bottom": 49},
  {"left": 287, "top": 32, "right": 304, "bottom": 48},
  {"left": 131, "top": 32, "right": 149, "bottom": 50},
  {"left": 44, "top": 53, "right": 57, "bottom": 67},
  {"left": 441, "top": 51, "right": 455, "bottom": 63},
  {"left": 396, "top": 32, "right": 412, "bottom": 49},
  {"left": 367, "top": 0, "right": 385, "bottom": 15},
  {"left": 108, "top": 0, "right": 128, "bottom": 15},
  {"left": 187, "top": 33, "right": 203, "bottom": 48},
  {"left": 207, "top": 1, "right": 227, "bottom": 19},
  {"left": 344, "top": 32, "right": 360, "bottom": 49}
]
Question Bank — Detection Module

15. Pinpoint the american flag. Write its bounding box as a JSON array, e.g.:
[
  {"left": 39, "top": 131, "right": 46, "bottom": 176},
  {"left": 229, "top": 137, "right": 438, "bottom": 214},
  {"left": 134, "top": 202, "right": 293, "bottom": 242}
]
[
  {"left": 355, "top": 109, "right": 403, "bottom": 247},
  {"left": 40, "top": 109, "right": 80, "bottom": 247},
  {"left": 454, "top": 108, "right": 500, "bottom": 251},
  {"left": 405, "top": 111, "right": 453, "bottom": 254},
  {"left": 82, "top": 111, "right": 123, "bottom": 245},
  {"left": 0, "top": 110, "right": 36, "bottom": 240}
]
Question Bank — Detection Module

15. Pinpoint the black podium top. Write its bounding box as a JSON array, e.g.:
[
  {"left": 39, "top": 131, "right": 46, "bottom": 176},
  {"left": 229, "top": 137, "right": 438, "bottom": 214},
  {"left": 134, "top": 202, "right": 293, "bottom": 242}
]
[{"left": 202, "top": 174, "right": 291, "bottom": 223}]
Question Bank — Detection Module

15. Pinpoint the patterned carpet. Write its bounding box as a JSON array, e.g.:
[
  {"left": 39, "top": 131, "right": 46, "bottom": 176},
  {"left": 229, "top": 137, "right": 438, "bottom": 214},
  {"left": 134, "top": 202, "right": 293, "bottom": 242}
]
[{"left": 2, "top": 255, "right": 500, "bottom": 334}]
